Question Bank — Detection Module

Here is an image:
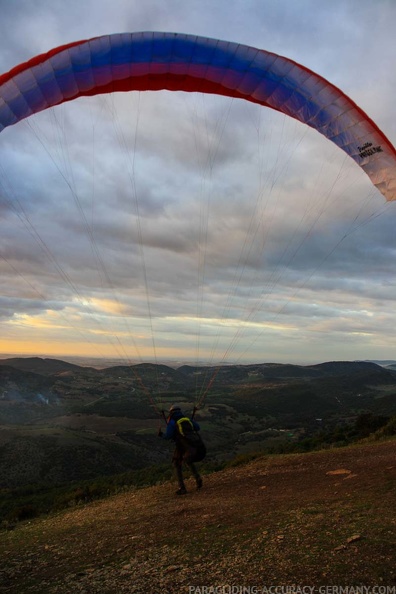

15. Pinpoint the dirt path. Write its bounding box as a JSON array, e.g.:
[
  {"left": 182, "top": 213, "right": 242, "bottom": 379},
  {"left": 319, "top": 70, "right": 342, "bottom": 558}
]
[{"left": 1, "top": 440, "right": 395, "bottom": 593}]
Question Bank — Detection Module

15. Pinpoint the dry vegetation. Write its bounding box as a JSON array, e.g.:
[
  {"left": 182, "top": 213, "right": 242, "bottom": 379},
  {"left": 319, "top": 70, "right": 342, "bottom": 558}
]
[{"left": 1, "top": 439, "right": 395, "bottom": 593}]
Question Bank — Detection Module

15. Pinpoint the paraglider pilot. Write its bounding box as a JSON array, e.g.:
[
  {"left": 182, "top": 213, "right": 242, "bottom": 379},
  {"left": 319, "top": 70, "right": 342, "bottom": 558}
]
[{"left": 158, "top": 405, "right": 206, "bottom": 495}]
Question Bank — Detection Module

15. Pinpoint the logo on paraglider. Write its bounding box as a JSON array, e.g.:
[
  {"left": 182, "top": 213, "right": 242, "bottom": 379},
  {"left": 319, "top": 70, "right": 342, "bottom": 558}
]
[{"left": 358, "top": 141, "right": 383, "bottom": 159}]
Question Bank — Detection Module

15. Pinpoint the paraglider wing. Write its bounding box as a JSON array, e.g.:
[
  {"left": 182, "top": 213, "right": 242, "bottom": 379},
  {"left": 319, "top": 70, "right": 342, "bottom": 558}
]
[{"left": 0, "top": 32, "right": 395, "bottom": 200}]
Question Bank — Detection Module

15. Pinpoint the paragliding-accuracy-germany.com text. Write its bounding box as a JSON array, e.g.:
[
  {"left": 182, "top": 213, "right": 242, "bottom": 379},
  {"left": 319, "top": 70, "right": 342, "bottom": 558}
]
[{"left": 187, "top": 586, "right": 396, "bottom": 594}]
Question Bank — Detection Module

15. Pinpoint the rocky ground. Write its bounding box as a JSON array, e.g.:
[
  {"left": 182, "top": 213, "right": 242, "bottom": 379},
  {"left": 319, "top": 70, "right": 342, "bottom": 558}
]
[{"left": 1, "top": 439, "right": 395, "bottom": 593}]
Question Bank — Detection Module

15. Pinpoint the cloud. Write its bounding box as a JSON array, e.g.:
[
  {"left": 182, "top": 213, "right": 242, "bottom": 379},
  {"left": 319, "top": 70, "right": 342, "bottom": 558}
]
[{"left": 0, "top": 1, "right": 396, "bottom": 364}]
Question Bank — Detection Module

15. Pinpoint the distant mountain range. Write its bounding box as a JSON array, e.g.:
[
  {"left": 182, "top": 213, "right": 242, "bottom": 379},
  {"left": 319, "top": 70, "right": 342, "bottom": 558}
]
[
  {"left": 1, "top": 354, "right": 395, "bottom": 374},
  {"left": 0, "top": 356, "right": 95, "bottom": 375},
  {"left": 364, "top": 360, "right": 396, "bottom": 370}
]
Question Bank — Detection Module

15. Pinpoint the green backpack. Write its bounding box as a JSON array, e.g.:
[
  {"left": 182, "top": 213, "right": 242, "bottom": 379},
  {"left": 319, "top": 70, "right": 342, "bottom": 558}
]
[{"left": 176, "top": 417, "right": 206, "bottom": 462}]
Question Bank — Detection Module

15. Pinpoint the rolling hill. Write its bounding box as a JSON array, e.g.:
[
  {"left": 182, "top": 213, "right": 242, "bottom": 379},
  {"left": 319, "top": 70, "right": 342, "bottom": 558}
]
[
  {"left": 1, "top": 438, "right": 395, "bottom": 591},
  {"left": 0, "top": 357, "right": 395, "bottom": 491}
]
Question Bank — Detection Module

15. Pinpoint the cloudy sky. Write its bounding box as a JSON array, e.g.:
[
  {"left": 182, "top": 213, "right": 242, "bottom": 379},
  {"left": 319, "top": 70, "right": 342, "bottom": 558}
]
[{"left": 0, "top": 0, "right": 396, "bottom": 367}]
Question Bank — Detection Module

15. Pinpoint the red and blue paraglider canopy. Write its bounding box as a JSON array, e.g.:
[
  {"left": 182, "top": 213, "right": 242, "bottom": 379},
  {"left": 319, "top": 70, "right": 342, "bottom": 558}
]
[{"left": 0, "top": 31, "right": 395, "bottom": 201}]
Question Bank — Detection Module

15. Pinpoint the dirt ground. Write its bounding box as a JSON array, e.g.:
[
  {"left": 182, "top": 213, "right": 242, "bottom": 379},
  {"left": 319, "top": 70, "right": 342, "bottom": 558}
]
[{"left": 1, "top": 439, "right": 395, "bottom": 593}]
